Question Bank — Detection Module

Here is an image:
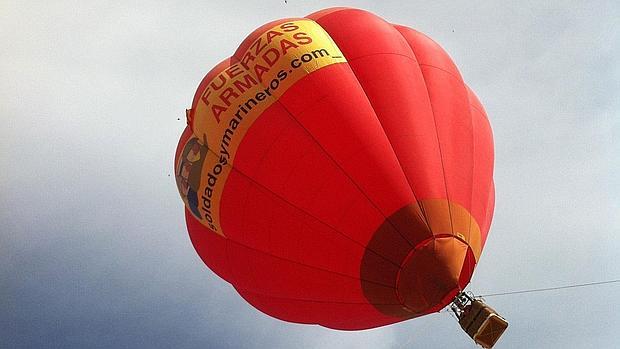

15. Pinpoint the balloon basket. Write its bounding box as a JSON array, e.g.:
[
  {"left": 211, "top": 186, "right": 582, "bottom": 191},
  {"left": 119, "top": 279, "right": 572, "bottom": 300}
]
[{"left": 450, "top": 292, "right": 508, "bottom": 348}]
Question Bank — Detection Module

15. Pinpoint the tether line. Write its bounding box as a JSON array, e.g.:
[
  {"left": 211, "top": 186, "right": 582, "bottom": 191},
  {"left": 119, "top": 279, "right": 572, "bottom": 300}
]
[{"left": 480, "top": 279, "right": 620, "bottom": 298}]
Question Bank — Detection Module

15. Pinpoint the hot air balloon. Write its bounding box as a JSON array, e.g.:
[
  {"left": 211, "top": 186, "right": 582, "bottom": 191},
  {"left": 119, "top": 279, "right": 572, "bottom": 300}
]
[{"left": 175, "top": 7, "right": 506, "bottom": 347}]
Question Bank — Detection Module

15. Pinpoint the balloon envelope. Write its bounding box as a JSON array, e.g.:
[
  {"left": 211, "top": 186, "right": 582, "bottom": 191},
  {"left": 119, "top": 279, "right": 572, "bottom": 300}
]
[{"left": 174, "top": 7, "right": 494, "bottom": 330}]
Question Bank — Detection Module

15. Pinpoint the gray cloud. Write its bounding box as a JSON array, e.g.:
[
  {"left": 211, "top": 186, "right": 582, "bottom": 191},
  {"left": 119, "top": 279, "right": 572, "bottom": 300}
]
[{"left": 2, "top": 1, "right": 618, "bottom": 348}]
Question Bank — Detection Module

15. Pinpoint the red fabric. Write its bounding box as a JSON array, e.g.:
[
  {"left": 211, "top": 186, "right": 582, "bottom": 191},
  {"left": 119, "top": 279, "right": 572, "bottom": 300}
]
[{"left": 179, "top": 7, "right": 495, "bottom": 330}]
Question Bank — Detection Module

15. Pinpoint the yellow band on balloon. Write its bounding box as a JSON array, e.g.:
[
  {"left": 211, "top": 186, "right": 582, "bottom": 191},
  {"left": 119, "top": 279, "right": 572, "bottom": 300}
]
[{"left": 190, "top": 19, "right": 346, "bottom": 235}]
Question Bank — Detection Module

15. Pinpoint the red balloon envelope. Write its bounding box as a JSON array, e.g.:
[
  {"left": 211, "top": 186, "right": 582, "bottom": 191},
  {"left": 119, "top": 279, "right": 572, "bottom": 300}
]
[{"left": 174, "top": 7, "right": 494, "bottom": 330}]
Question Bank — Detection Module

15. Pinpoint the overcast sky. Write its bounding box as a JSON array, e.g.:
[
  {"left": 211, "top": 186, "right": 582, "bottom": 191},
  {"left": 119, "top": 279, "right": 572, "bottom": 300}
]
[{"left": 2, "top": 1, "right": 619, "bottom": 348}]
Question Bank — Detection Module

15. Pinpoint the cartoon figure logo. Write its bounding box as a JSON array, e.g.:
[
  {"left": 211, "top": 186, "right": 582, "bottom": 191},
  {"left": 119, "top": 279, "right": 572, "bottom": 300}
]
[{"left": 176, "top": 137, "right": 208, "bottom": 219}]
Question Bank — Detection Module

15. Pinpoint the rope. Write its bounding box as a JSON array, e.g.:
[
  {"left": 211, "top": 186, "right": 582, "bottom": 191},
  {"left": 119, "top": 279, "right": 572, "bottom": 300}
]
[{"left": 480, "top": 279, "right": 620, "bottom": 298}]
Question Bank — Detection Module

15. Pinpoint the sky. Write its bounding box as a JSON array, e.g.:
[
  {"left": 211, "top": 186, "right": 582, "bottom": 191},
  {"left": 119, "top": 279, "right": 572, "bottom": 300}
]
[{"left": 1, "top": 1, "right": 619, "bottom": 348}]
